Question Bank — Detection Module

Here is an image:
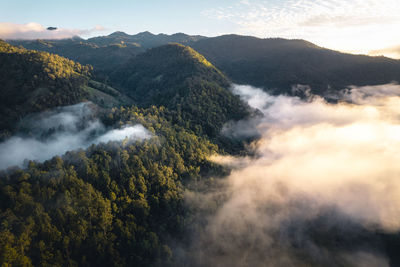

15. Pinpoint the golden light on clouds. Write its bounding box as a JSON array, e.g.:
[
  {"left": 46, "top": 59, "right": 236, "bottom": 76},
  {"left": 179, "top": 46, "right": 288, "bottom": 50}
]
[
  {"left": 194, "top": 83, "right": 400, "bottom": 266},
  {"left": 215, "top": 84, "right": 400, "bottom": 232},
  {"left": 204, "top": 0, "right": 400, "bottom": 58}
]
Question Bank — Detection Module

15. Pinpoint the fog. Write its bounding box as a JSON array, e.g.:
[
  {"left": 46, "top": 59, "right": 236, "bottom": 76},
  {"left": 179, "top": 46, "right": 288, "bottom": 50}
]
[
  {"left": 0, "top": 103, "right": 150, "bottom": 170},
  {"left": 183, "top": 83, "right": 400, "bottom": 267}
]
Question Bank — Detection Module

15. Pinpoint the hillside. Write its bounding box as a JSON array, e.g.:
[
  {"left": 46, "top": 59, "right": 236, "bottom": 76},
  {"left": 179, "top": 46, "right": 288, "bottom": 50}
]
[
  {"left": 9, "top": 32, "right": 206, "bottom": 71},
  {"left": 11, "top": 33, "right": 400, "bottom": 97},
  {"left": 3, "top": 31, "right": 400, "bottom": 267},
  {"left": 190, "top": 35, "right": 400, "bottom": 95},
  {"left": 8, "top": 37, "right": 144, "bottom": 71},
  {"left": 0, "top": 40, "right": 132, "bottom": 136},
  {"left": 111, "top": 43, "right": 251, "bottom": 138},
  {"left": 0, "top": 105, "right": 224, "bottom": 266}
]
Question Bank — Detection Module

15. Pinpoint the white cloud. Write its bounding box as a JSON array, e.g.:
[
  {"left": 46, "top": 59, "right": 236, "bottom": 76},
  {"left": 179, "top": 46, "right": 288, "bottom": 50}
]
[
  {"left": 203, "top": 0, "right": 400, "bottom": 57},
  {"left": 184, "top": 84, "right": 400, "bottom": 265},
  {"left": 0, "top": 103, "right": 150, "bottom": 170},
  {"left": 0, "top": 22, "right": 105, "bottom": 40}
]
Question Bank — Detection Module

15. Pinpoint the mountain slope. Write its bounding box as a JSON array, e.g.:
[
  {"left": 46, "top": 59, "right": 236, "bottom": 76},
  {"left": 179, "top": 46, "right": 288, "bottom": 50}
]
[
  {"left": 11, "top": 32, "right": 400, "bottom": 97},
  {"left": 9, "top": 32, "right": 206, "bottom": 71},
  {"left": 111, "top": 43, "right": 250, "bottom": 138},
  {"left": 87, "top": 31, "right": 206, "bottom": 48},
  {"left": 8, "top": 38, "right": 144, "bottom": 71},
  {"left": 190, "top": 35, "right": 400, "bottom": 94},
  {"left": 0, "top": 40, "right": 131, "bottom": 135}
]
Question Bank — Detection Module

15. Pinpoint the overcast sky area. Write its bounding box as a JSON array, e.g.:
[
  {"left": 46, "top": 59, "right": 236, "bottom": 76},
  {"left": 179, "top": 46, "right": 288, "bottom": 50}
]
[{"left": 1, "top": 0, "right": 399, "bottom": 58}]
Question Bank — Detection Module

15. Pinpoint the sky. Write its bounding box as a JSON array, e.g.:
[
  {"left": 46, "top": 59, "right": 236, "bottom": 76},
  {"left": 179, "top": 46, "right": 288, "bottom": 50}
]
[{"left": 1, "top": 0, "right": 400, "bottom": 58}]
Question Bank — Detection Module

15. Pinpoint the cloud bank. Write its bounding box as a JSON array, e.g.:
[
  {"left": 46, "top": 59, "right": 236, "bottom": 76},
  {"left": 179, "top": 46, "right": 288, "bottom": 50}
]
[
  {"left": 0, "top": 103, "right": 150, "bottom": 170},
  {"left": 0, "top": 22, "right": 105, "bottom": 40},
  {"left": 183, "top": 83, "right": 400, "bottom": 266}
]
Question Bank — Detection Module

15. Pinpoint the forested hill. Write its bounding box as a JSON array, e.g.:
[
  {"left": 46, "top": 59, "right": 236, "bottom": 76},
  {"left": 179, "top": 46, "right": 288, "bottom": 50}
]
[
  {"left": 10, "top": 33, "right": 400, "bottom": 96},
  {"left": 8, "top": 37, "right": 143, "bottom": 72},
  {"left": 0, "top": 40, "right": 249, "bottom": 267},
  {"left": 110, "top": 43, "right": 251, "bottom": 139},
  {"left": 0, "top": 40, "right": 132, "bottom": 137},
  {"left": 0, "top": 104, "right": 225, "bottom": 266},
  {"left": 190, "top": 35, "right": 400, "bottom": 94},
  {"left": 8, "top": 32, "right": 206, "bottom": 71}
]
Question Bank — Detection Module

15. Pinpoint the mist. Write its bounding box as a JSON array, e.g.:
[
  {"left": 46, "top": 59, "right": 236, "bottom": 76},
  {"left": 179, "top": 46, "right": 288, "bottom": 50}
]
[
  {"left": 183, "top": 83, "right": 400, "bottom": 267},
  {"left": 0, "top": 102, "right": 150, "bottom": 170}
]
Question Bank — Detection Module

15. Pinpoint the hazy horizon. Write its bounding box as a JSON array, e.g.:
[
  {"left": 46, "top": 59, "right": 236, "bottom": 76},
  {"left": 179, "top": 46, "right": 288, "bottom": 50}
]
[{"left": 1, "top": 0, "right": 400, "bottom": 59}]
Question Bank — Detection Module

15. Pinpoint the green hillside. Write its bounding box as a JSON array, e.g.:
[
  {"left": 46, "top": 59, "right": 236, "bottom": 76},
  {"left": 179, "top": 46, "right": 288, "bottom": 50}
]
[
  {"left": 11, "top": 33, "right": 400, "bottom": 97},
  {"left": 8, "top": 38, "right": 143, "bottom": 72},
  {"left": 111, "top": 43, "right": 251, "bottom": 138},
  {"left": 0, "top": 105, "right": 225, "bottom": 266},
  {"left": 190, "top": 35, "right": 400, "bottom": 95},
  {"left": 9, "top": 32, "right": 206, "bottom": 72},
  {"left": 0, "top": 41, "right": 132, "bottom": 137}
]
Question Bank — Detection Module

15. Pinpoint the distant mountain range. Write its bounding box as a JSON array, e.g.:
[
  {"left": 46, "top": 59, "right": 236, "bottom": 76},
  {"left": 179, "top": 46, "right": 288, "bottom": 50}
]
[
  {"left": 8, "top": 31, "right": 400, "bottom": 96},
  {"left": 190, "top": 35, "right": 400, "bottom": 95},
  {"left": 8, "top": 32, "right": 206, "bottom": 71}
]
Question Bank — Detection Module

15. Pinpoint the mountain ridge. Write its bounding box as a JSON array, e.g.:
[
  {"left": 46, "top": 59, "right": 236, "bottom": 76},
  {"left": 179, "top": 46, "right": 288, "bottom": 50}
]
[{"left": 8, "top": 32, "right": 400, "bottom": 96}]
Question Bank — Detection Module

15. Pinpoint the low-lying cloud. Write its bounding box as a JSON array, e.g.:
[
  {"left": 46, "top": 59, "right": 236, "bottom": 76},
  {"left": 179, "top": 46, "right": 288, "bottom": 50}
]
[
  {"left": 0, "top": 22, "right": 105, "bottom": 40},
  {"left": 183, "top": 83, "right": 400, "bottom": 266},
  {"left": 0, "top": 102, "right": 150, "bottom": 170}
]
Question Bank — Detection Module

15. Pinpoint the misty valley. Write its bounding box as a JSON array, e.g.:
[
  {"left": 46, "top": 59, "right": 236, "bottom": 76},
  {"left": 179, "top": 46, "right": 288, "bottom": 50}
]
[{"left": 1, "top": 32, "right": 400, "bottom": 267}]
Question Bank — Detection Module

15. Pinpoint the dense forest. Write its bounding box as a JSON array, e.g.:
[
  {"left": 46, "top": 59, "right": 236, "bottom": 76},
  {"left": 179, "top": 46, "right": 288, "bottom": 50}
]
[
  {"left": 0, "top": 105, "right": 227, "bottom": 266},
  {"left": 190, "top": 35, "right": 400, "bottom": 94},
  {"left": 0, "top": 40, "right": 132, "bottom": 139},
  {"left": 2, "top": 33, "right": 400, "bottom": 266},
  {"left": 110, "top": 44, "right": 251, "bottom": 140},
  {"left": 9, "top": 32, "right": 205, "bottom": 72},
  {"left": 11, "top": 32, "right": 400, "bottom": 95},
  {"left": 0, "top": 41, "right": 247, "bottom": 266}
]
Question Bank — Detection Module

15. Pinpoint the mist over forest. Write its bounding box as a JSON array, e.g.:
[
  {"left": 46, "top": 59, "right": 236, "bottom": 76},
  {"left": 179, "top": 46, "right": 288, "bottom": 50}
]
[
  {"left": 0, "top": 103, "right": 150, "bottom": 169},
  {"left": 1, "top": 27, "right": 400, "bottom": 267}
]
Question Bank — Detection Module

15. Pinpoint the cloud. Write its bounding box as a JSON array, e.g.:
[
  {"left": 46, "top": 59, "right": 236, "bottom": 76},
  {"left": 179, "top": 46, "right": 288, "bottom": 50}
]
[
  {"left": 203, "top": 0, "right": 400, "bottom": 55},
  {"left": 0, "top": 103, "right": 150, "bottom": 170},
  {"left": 369, "top": 45, "right": 400, "bottom": 59},
  {"left": 181, "top": 83, "right": 400, "bottom": 266},
  {"left": 0, "top": 22, "right": 105, "bottom": 40},
  {"left": 95, "top": 125, "right": 150, "bottom": 144}
]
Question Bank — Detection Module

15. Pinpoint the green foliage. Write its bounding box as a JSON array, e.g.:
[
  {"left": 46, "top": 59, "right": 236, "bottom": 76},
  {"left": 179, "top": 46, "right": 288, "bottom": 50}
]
[
  {"left": 0, "top": 40, "right": 92, "bottom": 131},
  {"left": 0, "top": 41, "right": 133, "bottom": 137},
  {"left": 191, "top": 35, "right": 400, "bottom": 94},
  {"left": 111, "top": 44, "right": 251, "bottom": 140},
  {"left": 0, "top": 105, "right": 225, "bottom": 266},
  {"left": 9, "top": 32, "right": 206, "bottom": 72}
]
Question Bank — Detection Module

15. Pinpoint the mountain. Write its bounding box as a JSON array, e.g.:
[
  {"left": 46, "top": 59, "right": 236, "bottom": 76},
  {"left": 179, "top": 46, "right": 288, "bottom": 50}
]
[
  {"left": 8, "top": 38, "right": 143, "bottom": 72},
  {"left": 190, "top": 35, "right": 400, "bottom": 95},
  {"left": 88, "top": 31, "right": 206, "bottom": 48},
  {"left": 11, "top": 33, "right": 400, "bottom": 96},
  {"left": 0, "top": 40, "right": 132, "bottom": 136},
  {"left": 3, "top": 32, "right": 400, "bottom": 267},
  {"left": 9, "top": 32, "right": 206, "bottom": 72},
  {"left": 110, "top": 43, "right": 251, "bottom": 138}
]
